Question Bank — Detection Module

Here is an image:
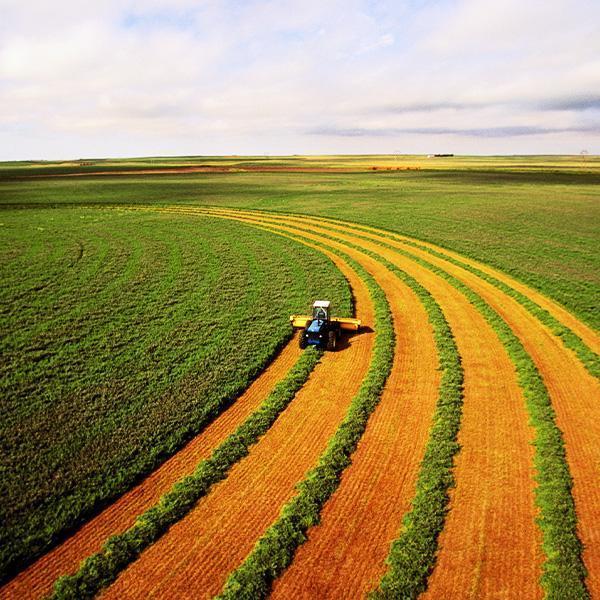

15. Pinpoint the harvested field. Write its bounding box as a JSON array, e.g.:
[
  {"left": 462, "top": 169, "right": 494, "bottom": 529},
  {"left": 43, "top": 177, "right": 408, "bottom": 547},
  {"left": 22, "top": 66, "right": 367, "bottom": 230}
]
[
  {"left": 99, "top": 249, "right": 375, "bottom": 599},
  {"left": 199, "top": 209, "right": 544, "bottom": 598}
]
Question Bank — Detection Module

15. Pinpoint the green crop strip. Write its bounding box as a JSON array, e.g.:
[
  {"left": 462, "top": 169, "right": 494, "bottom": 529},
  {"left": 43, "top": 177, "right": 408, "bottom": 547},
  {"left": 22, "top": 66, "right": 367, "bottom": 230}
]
[
  {"left": 219, "top": 213, "right": 464, "bottom": 598},
  {"left": 303, "top": 213, "right": 600, "bottom": 381},
  {"left": 213, "top": 212, "right": 588, "bottom": 598},
  {"left": 387, "top": 260, "right": 589, "bottom": 598},
  {"left": 283, "top": 216, "right": 588, "bottom": 598},
  {"left": 217, "top": 237, "right": 395, "bottom": 599},
  {"left": 397, "top": 238, "right": 600, "bottom": 379},
  {"left": 50, "top": 347, "right": 323, "bottom": 599}
]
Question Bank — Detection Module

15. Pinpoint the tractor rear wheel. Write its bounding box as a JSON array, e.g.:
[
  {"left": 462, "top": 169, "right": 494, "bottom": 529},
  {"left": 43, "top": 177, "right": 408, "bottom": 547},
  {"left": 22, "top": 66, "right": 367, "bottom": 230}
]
[
  {"left": 327, "top": 330, "right": 337, "bottom": 351},
  {"left": 299, "top": 333, "right": 307, "bottom": 349}
]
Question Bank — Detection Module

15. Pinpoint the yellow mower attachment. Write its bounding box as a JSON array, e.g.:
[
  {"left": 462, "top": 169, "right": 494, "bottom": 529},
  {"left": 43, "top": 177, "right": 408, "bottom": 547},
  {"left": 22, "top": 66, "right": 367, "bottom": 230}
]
[{"left": 289, "top": 315, "right": 361, "bottom": 331}]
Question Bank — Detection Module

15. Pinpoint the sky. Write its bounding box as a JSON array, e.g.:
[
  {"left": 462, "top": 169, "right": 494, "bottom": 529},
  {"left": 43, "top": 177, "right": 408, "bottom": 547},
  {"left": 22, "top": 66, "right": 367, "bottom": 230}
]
[{"left": 1, "top": 0, "right": 599, "bottom": 160}]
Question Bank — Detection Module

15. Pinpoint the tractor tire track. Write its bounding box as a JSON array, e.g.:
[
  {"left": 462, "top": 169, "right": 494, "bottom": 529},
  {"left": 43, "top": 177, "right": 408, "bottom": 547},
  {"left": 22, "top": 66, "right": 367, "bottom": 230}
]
[
  {"left": 0, "top": 340, "right": 301, "bottom": 600},
  {"left": 99, "top": 244, "right": 375, "bottom": 599},
  {"left": 198, "top": 209, "right": 543, "bottom": 598}
]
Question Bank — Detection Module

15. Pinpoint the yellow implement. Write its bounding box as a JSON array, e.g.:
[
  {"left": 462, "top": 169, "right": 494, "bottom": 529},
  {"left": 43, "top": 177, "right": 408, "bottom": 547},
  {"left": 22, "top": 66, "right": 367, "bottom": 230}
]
[{"left": 290, "top": 314, "right": 361, "bottom": 331}]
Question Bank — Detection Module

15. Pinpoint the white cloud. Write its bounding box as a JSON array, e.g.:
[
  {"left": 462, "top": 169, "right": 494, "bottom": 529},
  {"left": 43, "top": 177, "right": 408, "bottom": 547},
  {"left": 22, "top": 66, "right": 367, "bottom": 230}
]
[{"left": 0, "top": 0, "right": 598, "bottom": 159}]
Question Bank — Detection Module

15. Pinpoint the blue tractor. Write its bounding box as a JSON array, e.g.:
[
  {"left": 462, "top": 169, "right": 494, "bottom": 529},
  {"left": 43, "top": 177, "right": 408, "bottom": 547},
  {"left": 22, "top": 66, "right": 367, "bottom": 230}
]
[{"left": 290, "top": 300, "right": 361, "bottom": 351}]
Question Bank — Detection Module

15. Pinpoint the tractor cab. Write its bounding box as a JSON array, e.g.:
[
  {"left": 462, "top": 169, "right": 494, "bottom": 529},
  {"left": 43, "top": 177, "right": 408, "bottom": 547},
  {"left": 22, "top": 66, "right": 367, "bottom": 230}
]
[{"left": 312, "top": 300, "right": 331, "bottom": 322}]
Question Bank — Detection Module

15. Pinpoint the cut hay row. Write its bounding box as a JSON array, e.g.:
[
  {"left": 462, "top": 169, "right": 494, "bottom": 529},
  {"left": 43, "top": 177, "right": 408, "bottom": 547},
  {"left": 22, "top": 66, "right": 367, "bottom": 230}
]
[
  {"left": 217, "top": 230, "right": 395, "bottom": 598},
  {"left": 97, "top": 244, "right": 376, "bottom": 599},
  {"left": 217, "top": 208, "right": 595, "bottom": 597},
  {"left": 49, "top": 345, "right": 323, "bottom": 599},
  {"left": 247, "top": 210, "right": 592, "bottom": 598},
  {"left": 291, "top": 213, "right": 597, "bottom": 597},
  {"left": 291, "top": 212, "right": 600, "bottom": 363},
  {"left": 271, "top": 237, "right": 442, "bottom": 597},
  {"left": 0, "top": 341, "right": 301, "bottom": 600},
  {"left": 202, "top": 210, "right": 541, "bottom": 598},
  {"left": 390, "top": 234, "right": 600, "bottom": 377}
]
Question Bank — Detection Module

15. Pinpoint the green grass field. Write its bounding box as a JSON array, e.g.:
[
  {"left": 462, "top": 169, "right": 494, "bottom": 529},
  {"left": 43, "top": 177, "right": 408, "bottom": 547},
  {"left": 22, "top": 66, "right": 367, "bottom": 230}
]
[
  {"left": 0, "top": 207, "right": 351, "bottom": 578},
  {"left": 2, "top": 156, "right": 598, "bottom": 329},
  {"left": 1, "top": 154, "right": 598, "bottom": 584}
]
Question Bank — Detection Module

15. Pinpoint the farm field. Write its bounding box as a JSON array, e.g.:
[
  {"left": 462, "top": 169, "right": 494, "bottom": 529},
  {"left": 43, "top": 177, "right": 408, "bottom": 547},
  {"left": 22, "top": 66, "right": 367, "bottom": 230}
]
[
  {"left": 2, "top": 156, "right": 598, "bottom": 331},
  {"left": 0, "top": 156, "right": 599, "bottom": 599}
]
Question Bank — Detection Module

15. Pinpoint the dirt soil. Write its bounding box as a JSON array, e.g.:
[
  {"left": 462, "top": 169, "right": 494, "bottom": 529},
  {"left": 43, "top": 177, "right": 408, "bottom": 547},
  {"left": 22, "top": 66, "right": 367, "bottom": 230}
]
[{"left": 22, "top": 165, "right": 363, "bottom": 178}]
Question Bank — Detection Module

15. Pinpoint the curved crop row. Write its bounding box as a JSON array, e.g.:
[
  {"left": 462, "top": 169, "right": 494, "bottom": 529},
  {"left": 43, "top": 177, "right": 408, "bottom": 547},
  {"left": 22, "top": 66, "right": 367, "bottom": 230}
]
[
  {"left": 202, "top": 209, "right": 589, "bottom": 597},
  {"left": 97, "top": 230, "right": 376, "bottom": 599},
  {"left": 364, "top": 249, "right": 587, "bottom": 597},
  {"left": 268, "top": 208, "right": 599, "bottom": 597},
  {"left": 218, "top": 245, "right": 395, "bottom": 599},
  {"left": 394, "top": 254, "right": 588, "bottom": 598},
  {"left": 50, "top": 347, "right": 323, "bottom": 599},
  {"left": 305, "top": 214, "right": 591, "bottom": 597},
  {"left": 394, "top": 236, "right": 599, "bottom": 378},
  {"left": 309, "top": 213, "right": 600, "bottom": 379},
  {"left": 321, "top": 246, "right": 464, "bottom": 598},
  {"left": 205, "top": 211, "right": 465, "bottom": 597},
  {"left": 241, "top": 209, "right": 600, "bottom": 379}
]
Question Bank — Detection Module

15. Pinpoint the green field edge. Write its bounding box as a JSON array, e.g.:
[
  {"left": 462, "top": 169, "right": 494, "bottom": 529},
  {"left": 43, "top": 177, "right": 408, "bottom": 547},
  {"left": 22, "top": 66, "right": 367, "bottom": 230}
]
[
  {"left": 216, "top": 229, "right": 395, "bottom": 598},
  {"left": 295, "top": 211, "right": 600, "bottom": 380},
  {"left": 0, "top": 222, "right": 279, "bottom": 584},
  {"left": 210, "top": 211, "right": 588, "bottom": 598},
  {"left": 49, "top": 345, "right": 323, "bottom": 599},
  {"left": 219, "top": 207, "right": 599, "bottom": 379}
]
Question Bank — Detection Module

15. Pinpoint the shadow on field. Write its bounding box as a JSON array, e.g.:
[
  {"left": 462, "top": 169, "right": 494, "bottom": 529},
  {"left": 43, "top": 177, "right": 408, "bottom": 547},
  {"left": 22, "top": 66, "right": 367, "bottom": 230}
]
[{"left": 335, "top": 325, "right": 373, "bottom": 352}]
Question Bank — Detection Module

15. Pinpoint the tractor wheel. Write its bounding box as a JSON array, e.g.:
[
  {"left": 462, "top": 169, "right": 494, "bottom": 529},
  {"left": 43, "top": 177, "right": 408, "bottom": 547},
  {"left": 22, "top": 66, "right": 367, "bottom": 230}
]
[
  {"left": 299, "top": 334, "right": 307, "bottom": 349},
  {"left": 327, "top": 330, "right": 337, "bottom": 351}
]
